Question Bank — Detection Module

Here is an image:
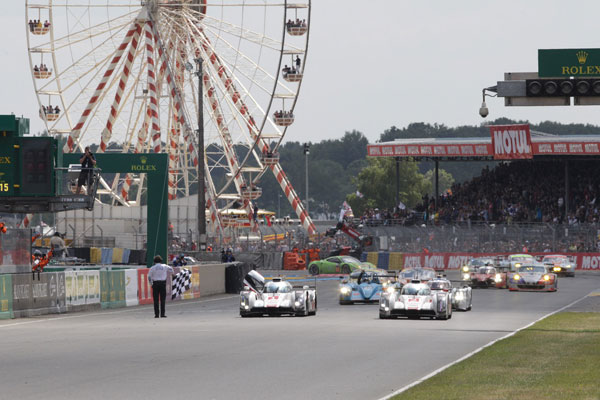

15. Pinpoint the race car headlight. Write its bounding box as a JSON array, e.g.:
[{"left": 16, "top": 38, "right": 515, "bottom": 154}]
[
  {"left": 495, "top": 273, "right": 502, "bottom": 283},
  {"left": 454, "top": 292, "right": 464, "bottom": 300},
  {"left": 462, "top": 266, "right": 469, "bottom": 272},
  {"left": 513, "top": 274, "right": 520, "bottom": 281},
  {"left": 543, "top": 274, "right": 550, "bottom": 281},
  {"left": 515, "top": 263, "right": 521, "bottom": 268},
  {"left": 294, "top": 301, "right": 300, "bottom": 307},
  {"left": 462, "top": 273, "right": 470, "bottom": 280},
  {"left": 386, "top": 286, "right": 395, "bottom": 294},
  {"left": 340, "top": 286, "right": 350, "bottom": 295},
  {"left": 553, "top": 266, "right": 561, "bottom": 272}
]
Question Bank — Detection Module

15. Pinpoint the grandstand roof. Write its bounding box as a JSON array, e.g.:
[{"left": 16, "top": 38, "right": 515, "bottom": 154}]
[{"left": 367, "top": 131, "right": 600, "bottom": 160}]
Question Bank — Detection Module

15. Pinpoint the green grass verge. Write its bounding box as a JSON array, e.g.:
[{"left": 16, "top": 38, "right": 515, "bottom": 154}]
[{"left": 392, "top": 312, "right": 600, "bottom": 400}]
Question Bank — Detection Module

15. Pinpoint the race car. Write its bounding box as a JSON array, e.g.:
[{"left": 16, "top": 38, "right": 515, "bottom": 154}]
[
  {"left": 339, "top": 269, "right": 395, "bottom": 304},
  {"left": 308, "top": 255, "right": 376, "bottom": 275},
  {"left": 541, "top": 254, "right": 575, "bottom": 277},
  {"left": 396, "top": 267, "right": 437, "bottom": 286},
  {"left": 239, "top": 271, "right": 317, "bottom": 317},
  {"left": 507, "top": 264, "right": 558, "bottom": 292},
  {"left": 468, "top": 266, "right": 505, "bottom": 288},
  {"left": 500, "top": 254, "right": 536, "bottom": 272},
  {"left": 461, "top": 257, "right": 495, "bottom": 282},
  {"left": 428, "top": 277, "right": 472, "bottom": 311},
  {"left": 379, "top": 280, "right": 452, "bottom": 320}
]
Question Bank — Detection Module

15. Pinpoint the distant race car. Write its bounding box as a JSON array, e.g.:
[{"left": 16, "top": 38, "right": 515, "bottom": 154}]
[
  {"left": 239, "top": 271, "right": 317, "bottom": 317},
  {"left": 541, "top": 254, "right": 575, "bottom": 277},
  {"left": 339, "top": 269, "right": 395, "bottom": 304},
  {"left": 396, "top": 267, "right": 437, "bottom": 286},
  {"left": 379, "top": 280, "right": 452, "bottom": 320},
  {"left": 468, "top": 266, "right": 507, "bottom": 288},
  {"left": 507, "top": 264, "right": 558, "bottom": 292},
  {"left": 461, "top": 257, "right": 495, "bottom": 282},
  {"left": 308, "top": 255, "right": 375, "bottom": 275},
  {"left": 428, "top": 277, "right": 472, "bottom": 311},
  {"left": 500, "top": 254, "right": 536, "bottom": 272}
]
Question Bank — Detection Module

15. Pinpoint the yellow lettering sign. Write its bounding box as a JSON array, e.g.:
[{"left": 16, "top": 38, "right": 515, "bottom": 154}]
[{"left": 0, "top": 156, "right": 10, "bottom": 164}]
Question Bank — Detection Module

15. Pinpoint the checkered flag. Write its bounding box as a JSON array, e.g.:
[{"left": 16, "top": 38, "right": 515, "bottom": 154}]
[{"left": 171, "top": 268, "right": 191, "bottom": 300}]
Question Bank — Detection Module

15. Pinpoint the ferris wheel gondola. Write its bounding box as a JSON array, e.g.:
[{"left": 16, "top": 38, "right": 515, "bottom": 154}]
[{"left": 25, "top": 0, "right": 316, "bottom": 236}]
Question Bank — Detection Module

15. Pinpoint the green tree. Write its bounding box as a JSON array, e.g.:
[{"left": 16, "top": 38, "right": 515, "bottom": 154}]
[
  {"left": 347, "top": 157, "right": 429, "bottom": 216},
  {"left": 423, "top": 168, "right": 454, "bottom": 196}
]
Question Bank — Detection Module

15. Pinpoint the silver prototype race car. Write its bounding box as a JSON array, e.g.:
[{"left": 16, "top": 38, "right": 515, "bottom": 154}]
[
  {"left": 379, "top": 280, "right": 452, "bottom": 320},
  {"left": 428, "top": 277, "right": 472, "bottom": 311},
  {"left": 240, "top": 271, "right": 317, "bottom": 317}
]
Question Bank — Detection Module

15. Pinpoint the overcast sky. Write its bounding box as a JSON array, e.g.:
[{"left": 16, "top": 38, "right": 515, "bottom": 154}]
[{"left": 3, "top": 1, "right": 600, "bottom": 145}]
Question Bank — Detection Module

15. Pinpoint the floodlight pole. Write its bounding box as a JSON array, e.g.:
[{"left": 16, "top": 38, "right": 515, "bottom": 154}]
[{"left": 195, "top": 58, "right": 206, "bottom": 250}]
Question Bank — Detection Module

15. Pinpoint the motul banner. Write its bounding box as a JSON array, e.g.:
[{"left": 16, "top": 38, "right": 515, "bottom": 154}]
[
  {"left": 394, "top": 252, "right": 600, "bottom": 270},
  {"left": 490, "top": 124, "right": 533, "bottom": 160}
]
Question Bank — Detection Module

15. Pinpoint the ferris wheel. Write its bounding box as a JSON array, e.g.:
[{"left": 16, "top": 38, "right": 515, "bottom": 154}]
[{"left": 25, "top": 0, "right": 316, "bottom": 236}]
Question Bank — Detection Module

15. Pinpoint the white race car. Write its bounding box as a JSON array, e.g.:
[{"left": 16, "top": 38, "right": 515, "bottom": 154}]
[
  {"left": 428, "top": 277, "right": 472, "bottom": 311},
  {"left": 240, "top": 271, "right": 317, "bottom": 317},
  {"left": 379, "top": 281, "right": 452, "bottom": 320}
]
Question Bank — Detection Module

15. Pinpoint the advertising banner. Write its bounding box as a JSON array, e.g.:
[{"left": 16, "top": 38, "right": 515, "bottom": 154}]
[
  {"left": 381, "top": 252, "right": 600, "bottom": 270},
  {"left": 124, "top": 269, "right": 139, "bottom": 307},
  {"left": 0, "top": 274, "right": 13, "bottom": 319},
  {"left": 367, "top": 143, "right": 493, "bottom": 158},
  {"left": 12, "top": 272, "right": 65, "bottom": 316},
  {"left": 137, "top": 268, "right": 153, "bottom": 305},
  {"left": 100, "top": 270, "right": 126, "bottom": 309},
  {"left": 490, "top": 124, "right": 533, "bottom": 160}
]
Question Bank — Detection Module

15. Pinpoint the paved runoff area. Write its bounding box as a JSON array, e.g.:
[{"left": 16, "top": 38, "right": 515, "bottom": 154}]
[{"left": 1, "top": 271, "right": 599, "bottom": 400}]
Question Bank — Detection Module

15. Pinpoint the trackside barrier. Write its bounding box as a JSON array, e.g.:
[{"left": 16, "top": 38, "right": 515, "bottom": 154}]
[
  {"left": 137, "top": 269, "right": 153, "bottom": 305},
  {"left": 360, "top": 253, "right": 367, "bottom": 262},
  {"left": 366, "top": 252, "right": 378, "bottom": 267},
  {"left": 64, "top": 270, "right": 101, "bottom": 312},
  {"left": 377, "top": 252, "right": 389, "bottom": 270},
  {"left": 182, "top": 266, "right": 201, "bottom": 300},
  {"left": 362, "top": 251, "right": 600, "bottom": 270},
  {"left": 388, "top": 252, "right": 404, "bottom": 270},
  {"left": 112, "top": 248, "right": 124, "bottom": 264},
  {"left": 0, "top": 274, "right": 13, "bottom": 319},
  {"left": 124, "top": 269, "right": 139, "bottom": 307},
  {"left": 100, "top": 270, "right": 126, "bottom": 309},
  {"left": 11, "top": 272, "right": 66, "bottom": 318}
]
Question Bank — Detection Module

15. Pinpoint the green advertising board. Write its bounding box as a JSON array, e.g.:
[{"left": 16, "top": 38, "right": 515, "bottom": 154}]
[
  {"left": 100, "top": 270, "right": 126, "bottom": 309},
  {"left": 0, "top": 274, "right": 14, "bottom": 319},
  {"left": 539, "top": 48, "right": 600, "bottom": 77}
]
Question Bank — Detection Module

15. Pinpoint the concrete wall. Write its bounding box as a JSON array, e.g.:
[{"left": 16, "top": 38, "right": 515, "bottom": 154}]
[{"left": 199, "top": 264, "right": 226, "bottom": 297}]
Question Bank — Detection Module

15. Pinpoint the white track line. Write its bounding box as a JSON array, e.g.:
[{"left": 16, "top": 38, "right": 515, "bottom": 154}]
[
  {"left": 377, "top": 288, "right": 599, "bottom": 400},
  {"left": 0, "top": 294, "right": 237, "bottom": 328}
]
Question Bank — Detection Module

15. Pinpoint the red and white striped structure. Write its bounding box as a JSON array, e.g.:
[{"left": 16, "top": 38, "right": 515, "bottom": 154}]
[{"left": 26, "top": 1, "right": 313, "bottom": 238}]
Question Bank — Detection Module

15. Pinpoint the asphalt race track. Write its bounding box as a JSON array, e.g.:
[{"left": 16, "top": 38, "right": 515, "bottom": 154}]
[{"left": 1, "top": 271, "right": 599, "bottom": 400}]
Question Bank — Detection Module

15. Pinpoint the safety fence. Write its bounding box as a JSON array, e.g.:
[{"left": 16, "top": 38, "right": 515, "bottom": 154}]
[
  {"left": 0, "top": 229, "right": 31, "bottom": 269},
  {"left": 358, "top": 251, "right": 600, "bottom": 271},
  {"left": 0, "top": 263, "right": 225, "bottom": 320},
  {"left": 362, "top": 222, "right": 600, "bottom": 253}
]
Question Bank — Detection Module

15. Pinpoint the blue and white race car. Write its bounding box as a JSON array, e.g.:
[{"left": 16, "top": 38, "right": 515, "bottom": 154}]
[{"left": 339, "top": 269, "right": 395, "bottom": 304}]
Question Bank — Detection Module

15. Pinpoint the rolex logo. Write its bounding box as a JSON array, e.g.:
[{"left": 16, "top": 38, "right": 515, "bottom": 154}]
[
  {"left": 140, "top": 156, "right": 147, "bottom": 164},
  {"left": 576, "top": 50, "right": 588, "bottom": 64}
]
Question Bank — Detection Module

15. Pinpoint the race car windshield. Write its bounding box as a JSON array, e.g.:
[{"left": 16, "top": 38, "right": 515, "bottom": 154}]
[
  {"left": 470, "top": 259, "right": 485, "bottom": 267},
  {"left": 430, "top": 281, "right": 449, "bottom": 290},
  {"left": 400, "top": 270, "right": 415, "bottom": 278},
  {"left": 543, "top": 257, "right": 564, "bottom": 263},
  {"left": 478, "top": 267, "right": 495, "bottom": 274},
  {"left": 402, "top": 286, "right": 430, "bottom": 295},
  {"left": 264, "top": 282, "right": 292, "bottom": 293},
  {"left": 516, "top": 266, "right": 546, "bottom": 273},
  {"left": 417, "top": 270, "right": 436, "bottom": 281},
  {"left": 511, "top": 256, "right": 533, "bottom": 262},
  {"left": 341, "top": 256, "right": 359, "bottom": 264}
]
